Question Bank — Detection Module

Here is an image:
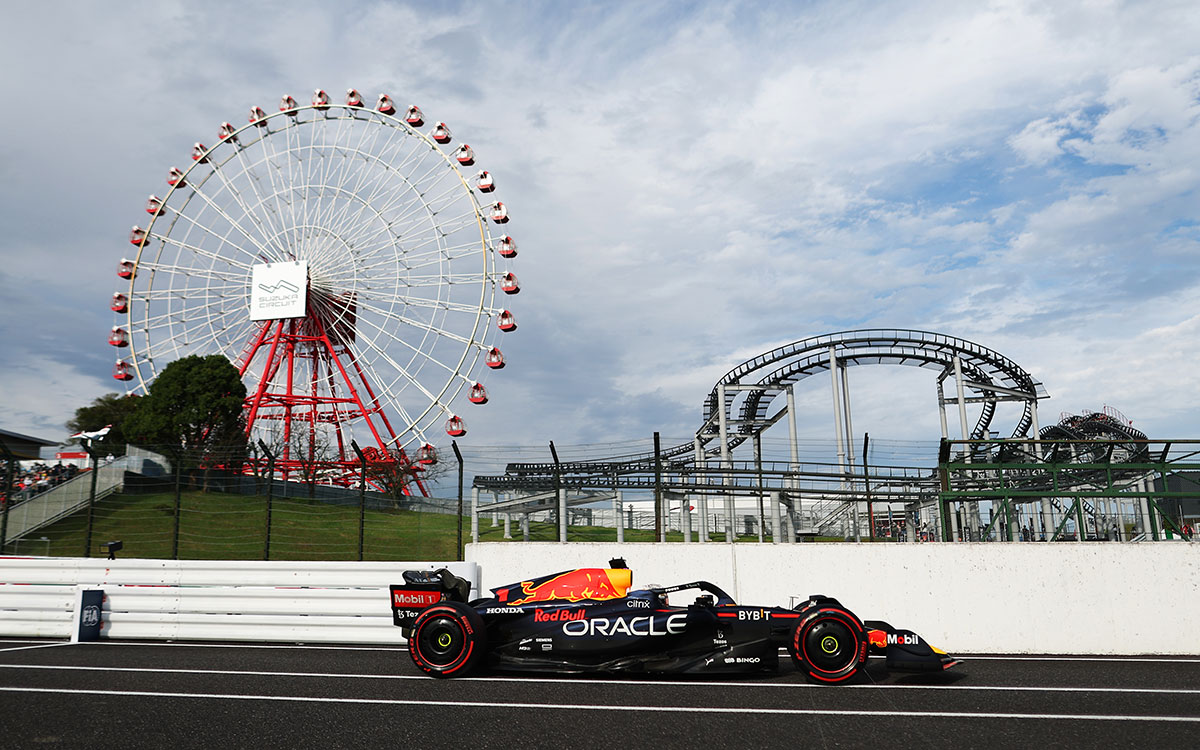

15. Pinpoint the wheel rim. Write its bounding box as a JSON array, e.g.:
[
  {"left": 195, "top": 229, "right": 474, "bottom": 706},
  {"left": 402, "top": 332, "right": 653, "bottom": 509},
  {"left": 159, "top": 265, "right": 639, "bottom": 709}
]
[
  {"left": 418, "top": 615, "right": 466, "bottom": 666},
  {"left": 804, "top": 617, "right": 857, "bottom": 673}
]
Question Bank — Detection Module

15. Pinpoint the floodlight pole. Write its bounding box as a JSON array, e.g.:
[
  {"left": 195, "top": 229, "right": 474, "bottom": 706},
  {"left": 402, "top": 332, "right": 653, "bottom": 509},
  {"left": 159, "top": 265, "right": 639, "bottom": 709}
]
[{"left": 452, "top": 440, "right": 464, "bottom": 561}]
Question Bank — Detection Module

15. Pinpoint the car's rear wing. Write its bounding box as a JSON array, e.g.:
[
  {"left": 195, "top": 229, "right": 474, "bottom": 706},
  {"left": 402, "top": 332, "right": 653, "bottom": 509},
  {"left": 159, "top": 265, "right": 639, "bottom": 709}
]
[{"left": 389, "top": 568, "right": 472, "bottom": 631}]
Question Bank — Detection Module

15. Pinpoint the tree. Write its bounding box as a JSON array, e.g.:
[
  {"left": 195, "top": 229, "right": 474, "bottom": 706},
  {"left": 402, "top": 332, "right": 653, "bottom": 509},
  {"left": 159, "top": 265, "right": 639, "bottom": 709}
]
[
  {"left": 125, "top": 355, "right": 248, "bottom": 485},
  {"left": 365, "top": 449, "right": 447, "bottom": 505},
  {"left": 66, "top": 393, "right": 141, "bottom": 456}
]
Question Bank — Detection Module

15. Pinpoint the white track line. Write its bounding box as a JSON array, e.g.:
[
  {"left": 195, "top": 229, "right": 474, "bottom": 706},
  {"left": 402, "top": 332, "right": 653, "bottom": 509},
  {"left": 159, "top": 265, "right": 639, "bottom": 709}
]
[
  {"left": 47, "top": 641, "right": 1200, "bottom": 662},
  {"left": 0, "top": 643, "right": 70, "bottom": 654},
  {"left": 0, "top": 686, "right": 1197, "bottom": 722},
  {"left": 954, "top": 655, "right": 1200, "bottom": 663},
  {"left": 1, "top": 664, "right": 1197, "bottom": 695}
]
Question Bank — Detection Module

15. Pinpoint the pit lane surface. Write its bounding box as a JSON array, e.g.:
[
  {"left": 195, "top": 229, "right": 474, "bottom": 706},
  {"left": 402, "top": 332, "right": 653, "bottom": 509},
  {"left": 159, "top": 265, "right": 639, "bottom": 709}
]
[{"left": 1, "top": 638, "right": 1197, "bottom": 749}]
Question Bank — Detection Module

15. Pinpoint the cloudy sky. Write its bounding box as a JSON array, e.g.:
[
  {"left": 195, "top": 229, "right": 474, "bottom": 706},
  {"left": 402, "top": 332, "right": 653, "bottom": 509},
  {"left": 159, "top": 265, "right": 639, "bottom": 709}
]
[{"left": 2, "top": 0, "right": 1198, "bottom": 466}]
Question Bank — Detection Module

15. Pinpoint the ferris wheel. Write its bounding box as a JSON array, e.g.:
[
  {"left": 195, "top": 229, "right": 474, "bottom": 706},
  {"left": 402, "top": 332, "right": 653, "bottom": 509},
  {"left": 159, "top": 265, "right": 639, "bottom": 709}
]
[{"left": 109, "top": 88, "right": 519, "bottom": 484}]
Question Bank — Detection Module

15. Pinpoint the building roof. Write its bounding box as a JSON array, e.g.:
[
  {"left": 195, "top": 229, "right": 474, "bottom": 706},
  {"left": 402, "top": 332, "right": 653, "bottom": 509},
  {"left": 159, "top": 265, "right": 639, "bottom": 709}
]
[{"left": 0, "top": 428, "right": 60, "bottom": 461}]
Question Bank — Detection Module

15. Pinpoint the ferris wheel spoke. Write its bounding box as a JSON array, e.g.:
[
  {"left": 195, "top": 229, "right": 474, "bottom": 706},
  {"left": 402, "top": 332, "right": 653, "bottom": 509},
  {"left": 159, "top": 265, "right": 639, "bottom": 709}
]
[
  {"left": 175, "top": 175, "right": 279, "bottom": 259},
  {"left": 355, "top": 299, "right": 479, "bottom": 346},
  {"left": 346, "top": 199, "right": 478, "bottom": 263},
  {"left": 333, "top": 156, "right": 455, "bottom": 248},
  {"left": 148, "top": 202, "right": 269, "bottom": 266},
  {"left": 388, "top": 295, "right": 492, "bottom": 318},
  {"left": 387, "top": 239, "right": 495, "bottom": 272},
  {"left": 299, "top": 113, "right": 348, "bottom": 241},
  {"left": 268, "top": 118, "right": 307, "bottom": 240},
  {"left": 230, "top": 136, "right": 294, "bottom": 239},
  {"left": 141, "top": 311, "right": 250, "bottom": 352},
  {"left": 317, "top": 121, "right": 389, "bottom": 227},
  {"left": 400, "top": 274, "right": 498, "bottom": 288},
  {"left": 204, "top": 151, "right": 286, "bottom": 253},
  {"left": 352, "top": 333, "right": 455, "bottom": 415},
  {"left": 136, "top": 304, "right": 244, "bottom": 334},
  {"left": 330, "top": 158, "right": 455, "bottom": 251},
  {"left": 144, "top": 233, "right": 254, "bottom": 272},
  {"left": 132, "top": 269, "right": 247, "bottom": 292}
]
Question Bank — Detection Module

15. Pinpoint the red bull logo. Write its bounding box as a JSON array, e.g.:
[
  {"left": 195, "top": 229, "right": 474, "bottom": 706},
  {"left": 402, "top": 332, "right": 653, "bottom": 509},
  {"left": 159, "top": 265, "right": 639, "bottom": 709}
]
[
  {"left": 533, "top": 608, "right": 586, "bottom": 622},
  {"left": 868, "top": 629, "right": 887, "bottom": 648},
  {"left": 506, "top": 568, "right": 633, "bottom": 606}
]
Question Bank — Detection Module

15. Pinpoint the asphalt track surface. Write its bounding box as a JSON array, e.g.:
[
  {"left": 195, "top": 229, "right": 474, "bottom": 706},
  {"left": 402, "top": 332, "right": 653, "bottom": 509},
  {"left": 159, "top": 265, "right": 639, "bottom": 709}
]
[{"left": 1, "top": 638, "right": 1197, "bottom": 749}]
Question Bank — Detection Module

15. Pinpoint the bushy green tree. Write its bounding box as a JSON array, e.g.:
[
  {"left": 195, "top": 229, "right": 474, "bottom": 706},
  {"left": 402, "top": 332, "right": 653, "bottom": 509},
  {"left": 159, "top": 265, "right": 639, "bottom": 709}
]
[
  {"left": 125, "top": 355, "right": 247, "bottom": 481},
  {"left": 66, "top": 393, "right": 141, "bottom": 456}
]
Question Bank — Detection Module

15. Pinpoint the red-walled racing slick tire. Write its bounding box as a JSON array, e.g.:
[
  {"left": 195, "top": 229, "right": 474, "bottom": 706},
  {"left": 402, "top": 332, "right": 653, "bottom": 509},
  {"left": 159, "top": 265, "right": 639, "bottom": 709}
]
[
  {"left": 409, "top": 601, "right": 486, "bottom": 677},
  {"left": 789, "top": 606, "right": 867, "bottom": 683}
]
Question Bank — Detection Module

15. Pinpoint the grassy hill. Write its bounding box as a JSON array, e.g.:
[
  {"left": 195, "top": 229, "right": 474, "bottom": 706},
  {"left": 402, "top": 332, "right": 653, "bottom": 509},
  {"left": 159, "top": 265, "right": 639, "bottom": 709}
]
[{"left": 3, "top": 488, "right": 705, "bottom": 560}]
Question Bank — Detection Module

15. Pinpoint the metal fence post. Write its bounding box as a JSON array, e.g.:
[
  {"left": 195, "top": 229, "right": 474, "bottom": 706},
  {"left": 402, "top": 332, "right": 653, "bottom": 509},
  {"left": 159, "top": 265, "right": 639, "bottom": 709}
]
[
  {"left": 452, "top": 441, "right": 464, "bottom": 561},
  {"left": 549, "top": 441, "right": 562, "bottom": 542},
  {"left": 172, "top": 449, "right": 182, "bottom": 560},
  {"left": 351, "top": 441, "right": 366, "bottom": 561},
  {"left": 82, "top": 444, "right": 99, "bottom": 557},
  {"left": 258, "top": 440, "right": 275, "bottom": 561}
]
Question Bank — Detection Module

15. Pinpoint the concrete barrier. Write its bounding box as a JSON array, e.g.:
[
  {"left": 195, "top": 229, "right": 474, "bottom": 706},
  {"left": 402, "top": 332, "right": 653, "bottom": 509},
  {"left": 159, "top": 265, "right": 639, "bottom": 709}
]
[
  {"left": 0, "top": 557, "right": 479, "bottom": 644},
  {"left": 464, "top": 541, "right": 1200, "bottom": 655}
]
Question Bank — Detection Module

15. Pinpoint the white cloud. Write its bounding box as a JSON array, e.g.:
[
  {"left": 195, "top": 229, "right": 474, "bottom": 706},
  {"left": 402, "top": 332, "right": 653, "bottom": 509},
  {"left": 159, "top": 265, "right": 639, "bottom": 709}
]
[{"left": 2, "top": 0, "right": 1200, "bottom": 455}]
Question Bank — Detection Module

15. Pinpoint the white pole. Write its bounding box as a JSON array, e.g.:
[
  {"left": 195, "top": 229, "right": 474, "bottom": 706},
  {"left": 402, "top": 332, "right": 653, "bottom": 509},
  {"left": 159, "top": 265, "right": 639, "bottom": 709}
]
[
  {"left": 829, "top": 345, "right": 847, "bottom": 478},
  {"left": 614, "top": 490, "right": 624, "bottom": 543},
  {"left": 470, "top": 487, "right": 479, "bottom": 543},
  {"left": 841, "top": 365, "right": 860, "bottom": 542},
  {"left": 718, "top": 382, "right": 735, "bottom": 542},
  {"left": 771, "top": 491, "right": 781, "bottom": 544},
  {"left": 558, "top": 488, "right": 568, "bottom": 542},
  {"left": 937, "top": 378, "right": 949, "bottom": 440},
  {"left": 953, "top": 355, "right": 978, "bottom": 541}
]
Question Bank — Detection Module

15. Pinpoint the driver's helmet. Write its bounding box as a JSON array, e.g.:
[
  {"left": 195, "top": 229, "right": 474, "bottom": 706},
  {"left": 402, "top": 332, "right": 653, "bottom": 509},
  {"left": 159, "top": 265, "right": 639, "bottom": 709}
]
[{"left": 635, "top": 584, "right": 668, "bottom": 606}]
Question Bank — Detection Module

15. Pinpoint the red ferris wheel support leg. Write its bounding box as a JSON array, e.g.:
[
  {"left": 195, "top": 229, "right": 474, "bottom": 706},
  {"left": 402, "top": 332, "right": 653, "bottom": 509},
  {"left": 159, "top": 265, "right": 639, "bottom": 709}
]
[{"left": 229, "top": 310, "right": 429, "bottom": 496}]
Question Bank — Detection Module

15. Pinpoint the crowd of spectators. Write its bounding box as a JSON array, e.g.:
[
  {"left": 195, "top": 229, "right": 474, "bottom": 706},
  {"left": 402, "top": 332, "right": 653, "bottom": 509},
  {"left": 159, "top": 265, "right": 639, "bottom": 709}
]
[{"left": 3, "top": 462, "right": 82, "bottom": 504}]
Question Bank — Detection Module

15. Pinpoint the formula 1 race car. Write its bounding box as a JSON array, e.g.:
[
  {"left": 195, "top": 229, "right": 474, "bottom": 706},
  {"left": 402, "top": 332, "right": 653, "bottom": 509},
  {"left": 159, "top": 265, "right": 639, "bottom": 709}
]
[{"left": 389, "top": 559, "right": 961, "bottom": 682}]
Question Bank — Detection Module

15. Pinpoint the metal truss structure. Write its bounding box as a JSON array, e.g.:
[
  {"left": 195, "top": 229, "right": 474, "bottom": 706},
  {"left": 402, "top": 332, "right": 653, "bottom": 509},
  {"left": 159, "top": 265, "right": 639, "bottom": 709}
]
[{"left": 469, "top": 330, "right": 1192, "bottom": 543}]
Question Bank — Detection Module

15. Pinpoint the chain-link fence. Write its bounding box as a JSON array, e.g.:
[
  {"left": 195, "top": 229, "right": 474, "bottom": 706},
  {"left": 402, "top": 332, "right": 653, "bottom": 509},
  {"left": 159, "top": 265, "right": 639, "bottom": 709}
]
[{"left": 1, "top": 444, "right": 470, "bottom": 561}]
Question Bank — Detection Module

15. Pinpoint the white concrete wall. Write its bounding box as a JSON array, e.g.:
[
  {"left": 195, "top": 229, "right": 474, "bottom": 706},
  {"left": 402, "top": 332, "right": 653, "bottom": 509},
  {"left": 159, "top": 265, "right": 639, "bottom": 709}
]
[
  {"left": 0, "top": 557, "right": 479, "bottom": 643},
  {"left": 465, "top": 542, "right": 1200, "bottom": 655}
]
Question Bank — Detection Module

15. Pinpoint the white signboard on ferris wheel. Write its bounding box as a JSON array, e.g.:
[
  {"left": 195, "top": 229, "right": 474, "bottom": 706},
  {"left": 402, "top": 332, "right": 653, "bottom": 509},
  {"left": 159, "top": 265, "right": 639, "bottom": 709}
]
[{"left": 250, "top": 261, "right": 308, "bottom": 321}]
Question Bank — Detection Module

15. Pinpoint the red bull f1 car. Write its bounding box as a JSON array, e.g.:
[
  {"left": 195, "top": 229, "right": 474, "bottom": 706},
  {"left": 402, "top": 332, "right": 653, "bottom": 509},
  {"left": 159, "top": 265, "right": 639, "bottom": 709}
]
[{"left": 389, "top": 559, "right": 961, "bottom": 682}]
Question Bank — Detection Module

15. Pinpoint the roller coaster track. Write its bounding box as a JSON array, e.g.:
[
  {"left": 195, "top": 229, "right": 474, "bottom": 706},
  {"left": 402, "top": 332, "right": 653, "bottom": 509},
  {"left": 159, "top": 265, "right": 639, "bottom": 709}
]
[{"left": 481, "top": 329, "right": 1047, "bottom": 489}]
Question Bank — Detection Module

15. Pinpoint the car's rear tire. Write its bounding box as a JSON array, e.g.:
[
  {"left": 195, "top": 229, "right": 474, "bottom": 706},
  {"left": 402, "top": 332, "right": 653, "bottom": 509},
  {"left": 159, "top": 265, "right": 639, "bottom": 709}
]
[
  {"left": 408, "top": 601, "right": 486, "bottom": 677},
  {"left": 788, "top": 606, "right": 866, "bottom": 684}
]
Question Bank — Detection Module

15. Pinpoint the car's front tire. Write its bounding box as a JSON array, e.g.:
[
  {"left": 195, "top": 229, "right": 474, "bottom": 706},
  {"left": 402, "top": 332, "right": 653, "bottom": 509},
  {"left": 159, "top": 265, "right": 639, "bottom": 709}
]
[
  {"left": 408, "top": 601, "right": 486, "bottom": 677},
  {"left": 789, "top": 606, "right": 866, "bottom": 684}
]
